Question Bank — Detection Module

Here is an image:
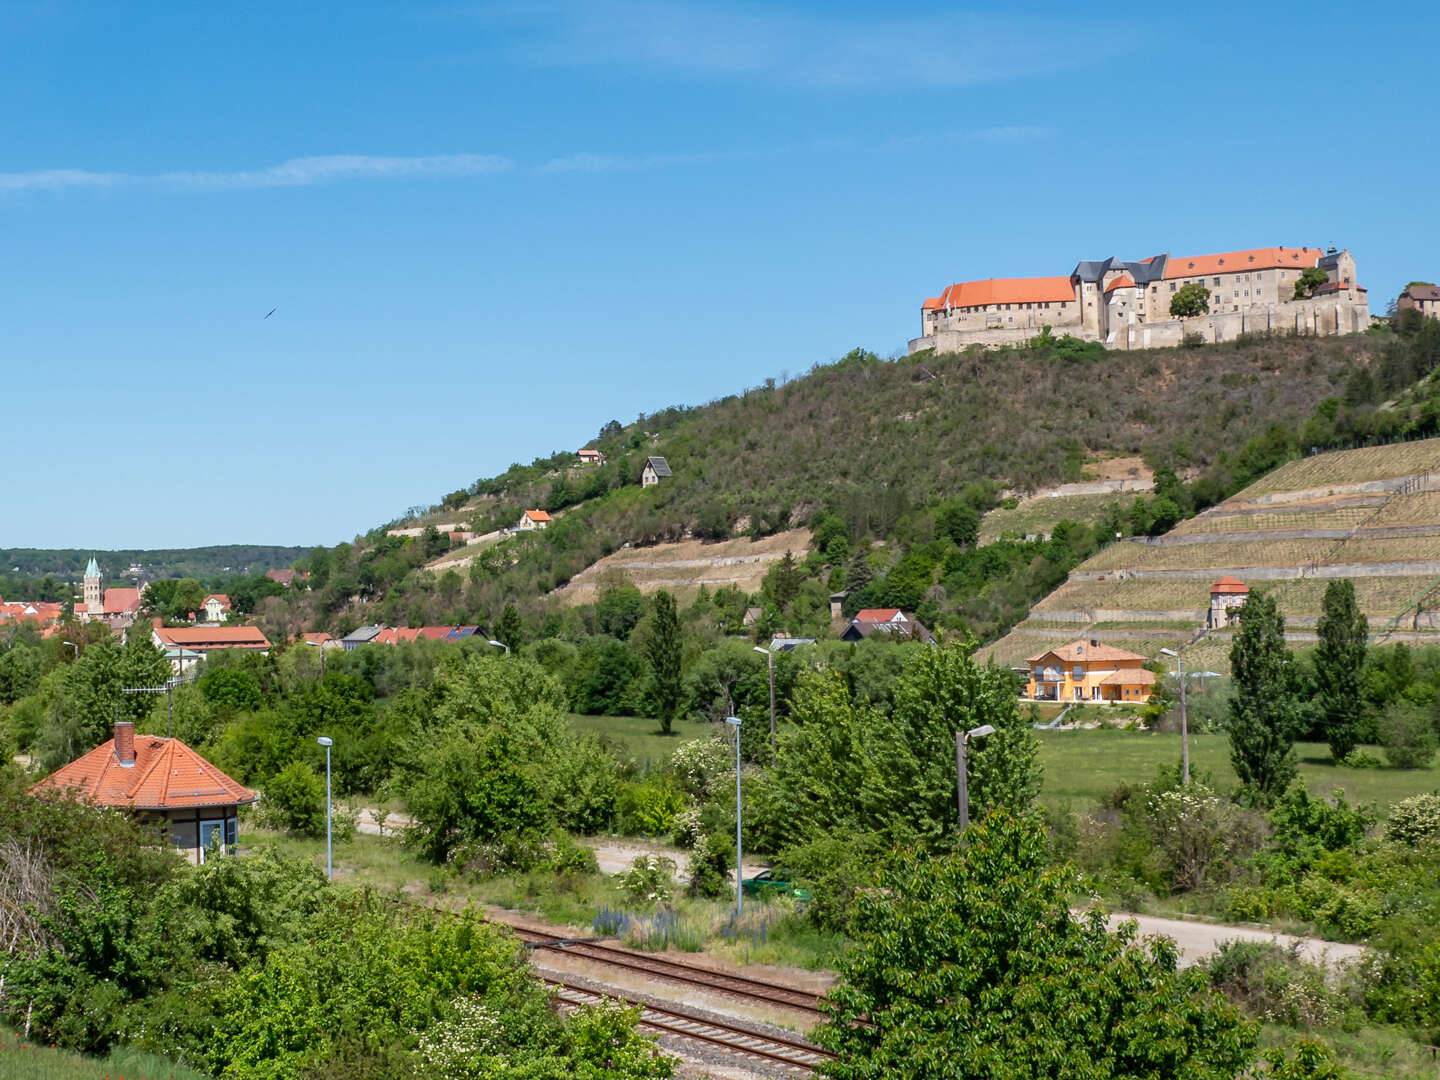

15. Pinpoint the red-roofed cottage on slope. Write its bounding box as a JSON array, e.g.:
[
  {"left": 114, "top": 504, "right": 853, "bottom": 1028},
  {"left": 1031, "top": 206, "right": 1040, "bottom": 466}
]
[{"left": 28, "top": 721, "right": 257, "bottom": 863}]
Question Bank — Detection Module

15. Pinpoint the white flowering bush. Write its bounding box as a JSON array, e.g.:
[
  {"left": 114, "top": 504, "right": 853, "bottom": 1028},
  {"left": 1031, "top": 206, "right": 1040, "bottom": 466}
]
[
  {"left": 617, "top": 853, "right": 676, "bottom": 908},
  {"left": 670, "top": 804, "right": 704, "bottom": 849},
  {"left": 414, "top": 997, "right": 506, "bottom": 1080},
  {"left": 670, "top": 736, "right": 731, "bottom": 799},
  {"left": 1386, "top": 792, "right": 1440, "bottom": 848},
  {"left": 1146, "top": 784, "right": 1257, "bottom": 891}
]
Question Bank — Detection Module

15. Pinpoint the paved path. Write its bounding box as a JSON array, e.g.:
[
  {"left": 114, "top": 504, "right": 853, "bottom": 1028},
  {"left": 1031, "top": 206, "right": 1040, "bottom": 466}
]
[{"left": 1100, "top": 910, "right": 1366, "bottom": 967}]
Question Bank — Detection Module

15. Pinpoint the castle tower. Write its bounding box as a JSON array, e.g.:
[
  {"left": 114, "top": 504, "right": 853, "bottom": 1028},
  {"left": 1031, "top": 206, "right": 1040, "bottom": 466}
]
[{"left": 83, "top": 556, "right": 102, "bottom": 615}]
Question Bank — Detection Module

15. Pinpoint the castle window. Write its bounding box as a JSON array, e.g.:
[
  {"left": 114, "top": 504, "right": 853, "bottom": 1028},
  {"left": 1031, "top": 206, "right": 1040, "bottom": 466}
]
[
  {"left": 1213, "top": 277, "right": 1220, "bottom": 286},
  {"left": 1234, "top": 290, "right": 1239, "bottom": 298},
  {"left": 1170, "top": 284, "right": 1177, "bottom": 292}
]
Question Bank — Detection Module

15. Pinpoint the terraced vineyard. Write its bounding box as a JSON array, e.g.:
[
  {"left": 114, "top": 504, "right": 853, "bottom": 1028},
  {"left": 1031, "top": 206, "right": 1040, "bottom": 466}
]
[
  {"left": 998, "top": 437, "right": 1440, "bottom": 674},
  {"left": 1237, "top": 440, "right": 1440, "bottom": 497},
  {"left": 978, "top": 492, "right": 1128, "bottom": 545}
]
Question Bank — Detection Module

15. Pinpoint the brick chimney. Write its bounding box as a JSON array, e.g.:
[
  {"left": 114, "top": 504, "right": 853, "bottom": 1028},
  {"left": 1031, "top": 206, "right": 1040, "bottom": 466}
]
[{"left": 114, "top": 721, "right": 136, "bottom": 766}]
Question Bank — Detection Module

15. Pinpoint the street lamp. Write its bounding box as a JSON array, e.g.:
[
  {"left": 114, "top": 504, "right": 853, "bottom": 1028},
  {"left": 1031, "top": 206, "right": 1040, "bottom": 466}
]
[
  {"left": 316, "top": 736, "right": 334, "bottom": 880},
  {"left": 488, "top": 639, "right": 510, "bottom": 655},
  {"left": 62, "top": 640, "right": 79, "bottom": 659},
  {"left": 724, "top": 716, "right": 743, "bottom": 920},
  {"left": 752, "top": 646, "right": 776, "bottom": 755},
  {"left": 956, "top": 723, "right": 995, "bottom": 833},
  {"left": 1160, "top": 648, "right": 1191, "bottom": 785}
]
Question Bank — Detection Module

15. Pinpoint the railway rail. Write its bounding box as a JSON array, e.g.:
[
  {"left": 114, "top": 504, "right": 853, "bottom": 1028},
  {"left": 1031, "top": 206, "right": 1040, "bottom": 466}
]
[
  {"left": 545, "top": 976, "right": 834, "bottom": 1074},
  {"left": 515, "top": 925, "right": 827, "bottom": 1016}
]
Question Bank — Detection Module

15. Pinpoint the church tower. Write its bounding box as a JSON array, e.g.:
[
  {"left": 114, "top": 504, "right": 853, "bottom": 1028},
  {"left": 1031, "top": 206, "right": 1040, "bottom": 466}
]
[{"left": 83, "top": 557, "right": 102, "bottom": 616}]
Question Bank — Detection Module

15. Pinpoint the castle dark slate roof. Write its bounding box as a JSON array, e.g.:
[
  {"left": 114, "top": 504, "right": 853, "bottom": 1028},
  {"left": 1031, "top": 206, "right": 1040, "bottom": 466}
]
[{"left": 1071, "top": 254, "right": 1169, "bottom": 285}]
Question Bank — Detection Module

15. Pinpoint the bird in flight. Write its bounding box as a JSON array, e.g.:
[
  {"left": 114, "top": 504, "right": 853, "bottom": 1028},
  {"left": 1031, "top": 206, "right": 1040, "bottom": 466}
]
[{"left": 264, "top": 308, "right": 277, "bottom": 319}]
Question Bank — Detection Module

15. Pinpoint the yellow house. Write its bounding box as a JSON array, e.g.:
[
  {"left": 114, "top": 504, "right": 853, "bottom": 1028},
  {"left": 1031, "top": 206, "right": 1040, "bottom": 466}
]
[{"left": 1026, "top": 639, "right": 1156, "bottom": 703}]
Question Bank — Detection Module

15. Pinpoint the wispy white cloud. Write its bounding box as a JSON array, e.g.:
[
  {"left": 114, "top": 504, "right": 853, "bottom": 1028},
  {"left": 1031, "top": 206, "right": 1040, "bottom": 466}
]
[
  {"left": 536, "top": 148, "right": 753, "bottom": 173},
  {"left": 470, "top": 0, "right": 1119, "bottom": 90},
  {"left": 0, "top": 154, "right": 514, "bottom": 194}
]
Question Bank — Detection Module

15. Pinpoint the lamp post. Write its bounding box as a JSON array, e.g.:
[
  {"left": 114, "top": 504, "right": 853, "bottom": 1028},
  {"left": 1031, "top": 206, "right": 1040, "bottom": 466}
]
[
  {"left": 956, "top": 723, "right": 995, "bottom": 833},
  {"left": 724, "top": 715, "right": 743, "bottom": 920},
  {"left": 488, "top": 639, "right": 510, "bottom": 655},
  {"left": 752, "top": 646, "right": 776, "bottom": 756},
  {"left": 317, "top": 736, "right": 334, "bottom": 880},
  {"left": 62, "top": 640, "right": 79, "bottom": 659},
  {"left": 1160, "top": 648, "right": 1190, "bottom": 785}
]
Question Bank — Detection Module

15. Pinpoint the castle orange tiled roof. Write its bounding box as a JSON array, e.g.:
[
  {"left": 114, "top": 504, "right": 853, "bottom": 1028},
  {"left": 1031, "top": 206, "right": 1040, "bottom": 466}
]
[
  {"left": 933, "top": 276, "right": 1075, "bottom": 309},
  {"left": 1104, "top": 275, "right": 1137, "bottom": 293},
  {"left": 1163, "top": 246, "right": 1324, "bottom": 280},
  {"left": 29, "top": 729, "right": 256, "bottom": 811}
]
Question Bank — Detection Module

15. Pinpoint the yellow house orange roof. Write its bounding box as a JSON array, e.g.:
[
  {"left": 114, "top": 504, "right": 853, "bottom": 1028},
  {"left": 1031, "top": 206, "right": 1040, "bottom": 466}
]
[
  {"left": 1098, "top": 668, "right": 1157, "bottom": 686},
  {"left": 934, "top": 276, "right": 1075, "bottom": 309},
  {"left": 1026, "top": 640, "right": 1147, "bottom": 664},
  {"left": 1164, "top": 246, "right": 1323, "bottom": 280}
]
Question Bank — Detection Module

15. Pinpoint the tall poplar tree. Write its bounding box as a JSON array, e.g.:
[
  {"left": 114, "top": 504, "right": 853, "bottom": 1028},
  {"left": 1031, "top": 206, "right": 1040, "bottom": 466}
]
[
  {"left": 1228, "top": 590, "right": 1302, "bottom": 804},
  {"left": 1314, "top": 578, "right": 1369, "bottom": 763},
  {"left": 647, "top": 589, "right": 683, "bottom": 734}
]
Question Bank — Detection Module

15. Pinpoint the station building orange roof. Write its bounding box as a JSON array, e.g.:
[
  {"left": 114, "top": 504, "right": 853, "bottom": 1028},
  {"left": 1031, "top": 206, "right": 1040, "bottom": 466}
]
[
  {"left": 29, "top": 725, "right": 256, "bottom": 811},
  {"left": 1163, "top": 246, "right": 1324, "bottom": 280}
]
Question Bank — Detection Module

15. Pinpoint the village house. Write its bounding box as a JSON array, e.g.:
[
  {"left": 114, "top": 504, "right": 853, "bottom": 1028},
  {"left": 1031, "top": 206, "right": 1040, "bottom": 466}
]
[
  {"left": 200, "top": 594, "right": 231, "bottom": 622},
  {"left": 1026, "top": 639, "right": 1155, "bottom": 702},
  {"left": 28, "top": 720, "right": 257, "bottom": 864},
  {"left": 1398, "top": 284, "right": 1440, "bottom": 320},
  {"left": 0, "top": 596, "right": 65, "bottom": 631},
  {"left": 76, "top": 557, "right": 144, "bottom": 631},
  {"left": 151, "top": 621, "right": 271, "bottom": 674},
  {"left": 265, "top": 568, "right": 308, "bottom": 587},
  {"left": 577, "top": 448, "right": 607, "bottom": 465},
  {"left": 1208, "top": 576, "right": 1249, "bottom": 628},
  {"left": 514, "top": 509, "right": 552, "bottom": 531},
  {"left": 915, "top": 245, "right": 1369, "bottom": 353},
  {"left": 641, "top": 456, "right": 671, "bottom": 488},
  {"left": 840, "top": 608, "right": 937, "bottom": 644}
]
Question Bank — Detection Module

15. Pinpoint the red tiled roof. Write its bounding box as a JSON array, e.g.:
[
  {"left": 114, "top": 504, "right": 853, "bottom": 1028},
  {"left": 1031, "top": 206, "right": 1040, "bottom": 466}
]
[
  {"left": 1026, "top": 640, "right": 1148, "bottom": 664},
  {"left": 1104, "top": 275, "right": 1137, "bottom": 293},
  {"left": 853, "top": 608, "right": 903, "bottom": 623},
  {"left": 153, "top": 625, "right": 270, "bottom": 650},
  {"left": 1312, "top": 280, "right": 1365, "bottom": 295},
  {"left": 1211, "top": 576, "right": 1249, "bottom": 595},
  {"left": 29, "top": 728, "right": 257, "bottom": 810},
  {"left": 933, "top": 276, "right": 1075, "bottom": 310},
  {"left": 103, "top": 587, "right": 142, "bottom": 614},
  {"left": 0, "top": 600, "right": 65, "bottom": 624},
  {"left": 523, "top": 509, "right": 552, "bottom": 523},
  {"left": 266, "top": 568, "right": 298, "bottom": 585},
  {"left": 416, "top": 626, "right": 453, "bottom": 640},
  {"left": 578, "top": 449, "right": 604, "bottom": 458},
  {"left": 302, "top": 631, "right": 333, "bottom": 645},
  {"left": 202, "top": 593, "right": 232, "bottom": 609},
  {"left": 1163, "top": 246, "right": 1324, "bottom": 280},
  {"left": 1403, "top": 285, "right": 1440, "bottom": 302}
]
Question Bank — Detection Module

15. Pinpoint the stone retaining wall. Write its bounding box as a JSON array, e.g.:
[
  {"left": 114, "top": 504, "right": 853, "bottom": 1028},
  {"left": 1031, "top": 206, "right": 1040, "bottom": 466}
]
[{"left": 1070, "top": 560, "right": 1440, "bottom": 583}]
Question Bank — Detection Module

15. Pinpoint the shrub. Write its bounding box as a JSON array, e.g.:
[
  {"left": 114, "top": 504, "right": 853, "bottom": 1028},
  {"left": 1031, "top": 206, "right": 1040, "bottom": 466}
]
[
  {"left": 616, "top": 776, "right": 685, "bottom": 836},
  {"left": 617, "top": 854, "right": 676, "bottom": 908},
  {"left": 1341, "top": 748, "right": 1381, "bottom": 768},
  {"left": 260, "top": 761, "right": 326, "bottom": 837},
  {"left": 686, "top": 830, "right": 734, "bottom": 900},
  {"left": 550, "top": 832, "right": 599, "bottom": 876},
  {"left": 1206, "top": 941, "right": 1351, "bottom": 1029},
  {"left": 1146, "top": 784, "right": 1260, "bottom": 892},
  {"left": 1386, "top": 792, "right": 1440, "bottom": 847},
  {"left": 669, "top": 736, "right": 730, "bottom": 799},
  {"left": 1378, "top": 704, "right": 1438, "bottom": 768}
]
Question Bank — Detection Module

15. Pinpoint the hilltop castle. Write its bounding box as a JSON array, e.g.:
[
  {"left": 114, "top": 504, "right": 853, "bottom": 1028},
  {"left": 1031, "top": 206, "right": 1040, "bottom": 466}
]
[{"left": 911, "top": 245, "right": 1369, "bottom": 353}]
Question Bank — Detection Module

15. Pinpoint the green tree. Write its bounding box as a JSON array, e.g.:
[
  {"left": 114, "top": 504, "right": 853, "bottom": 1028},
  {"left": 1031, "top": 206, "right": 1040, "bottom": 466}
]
[
  {"left": 1170, "top": 282, "right": 1212, "bottom": 317},
  {"left": 495, "top": 602, "right": 523, "bottom": 650},
  {"left": 1293, "top": 266, "right": 1329, "bottom": 300},
  {"left": 815, "top": 810, "right": 1255, "bottom": 1080},
  {"left": 1228, "top": 590, "right": 1302, "bottom": 804},
  {"left": 263, "top": 760, "right": 327, "bottom": 837},
  {"left": 934, "top": 499, "right": 980, "bottom": 549},
  {"left": 646, "top": 590, "right": 683, "bottom": 734},
  {"left": 763, "top": 550, "right": 803, "bottom": 611},
  {"left": 865, "top": 641, "right": 1040, "bottom": 846},
  {"left": 1314, "top": 578, "right": 1369, "bottom": 762}
]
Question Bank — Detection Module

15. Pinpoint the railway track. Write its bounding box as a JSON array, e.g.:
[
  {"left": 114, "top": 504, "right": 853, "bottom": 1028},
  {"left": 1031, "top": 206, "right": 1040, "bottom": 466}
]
[
  {"left": 515, "top": 925, "right": 827, "bottom": 1016},
  {"left": 545, "top": 976, "right": 834, "bottom": 1074}
]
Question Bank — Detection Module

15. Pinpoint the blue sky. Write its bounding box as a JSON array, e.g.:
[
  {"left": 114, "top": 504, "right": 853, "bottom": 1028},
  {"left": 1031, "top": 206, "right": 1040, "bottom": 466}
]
[{"left": 4, "top": 1, "right": 1437, "bottom": 550}]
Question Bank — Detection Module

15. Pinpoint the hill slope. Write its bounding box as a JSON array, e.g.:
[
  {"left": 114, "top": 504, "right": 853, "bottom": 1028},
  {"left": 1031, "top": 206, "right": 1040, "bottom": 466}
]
[{"left": 989, "top": 435, "right": 1440, "bottom": 673}]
